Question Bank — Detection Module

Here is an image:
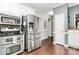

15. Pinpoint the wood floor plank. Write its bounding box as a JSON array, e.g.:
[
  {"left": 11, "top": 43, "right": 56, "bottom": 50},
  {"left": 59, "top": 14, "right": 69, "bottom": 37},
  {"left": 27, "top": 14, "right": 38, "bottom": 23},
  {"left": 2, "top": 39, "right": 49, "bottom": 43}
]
[{"left": 20, "top": 37, "right": 79, "bottom": 55}]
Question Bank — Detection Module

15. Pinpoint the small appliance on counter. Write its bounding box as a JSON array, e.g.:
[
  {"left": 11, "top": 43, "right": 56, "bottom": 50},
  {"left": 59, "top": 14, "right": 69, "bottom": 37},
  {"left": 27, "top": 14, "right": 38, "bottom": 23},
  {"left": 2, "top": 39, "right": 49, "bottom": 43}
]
[
  {"left": 22, "top": 14, "right": 41, "bottom": 52},
  {"left": 0, "top": 14, "right": 24, "bottom": 55}
]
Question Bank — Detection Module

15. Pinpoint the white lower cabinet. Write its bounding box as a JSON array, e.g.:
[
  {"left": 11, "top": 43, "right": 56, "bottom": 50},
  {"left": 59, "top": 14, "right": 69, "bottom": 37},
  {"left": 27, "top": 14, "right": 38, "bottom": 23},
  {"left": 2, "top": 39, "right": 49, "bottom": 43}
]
[
  {"left": 54, "top": 32, "right": 65, "bottom": 45},
  {"left": 68, "top": 32, "right": 79, "bottom": 49}
]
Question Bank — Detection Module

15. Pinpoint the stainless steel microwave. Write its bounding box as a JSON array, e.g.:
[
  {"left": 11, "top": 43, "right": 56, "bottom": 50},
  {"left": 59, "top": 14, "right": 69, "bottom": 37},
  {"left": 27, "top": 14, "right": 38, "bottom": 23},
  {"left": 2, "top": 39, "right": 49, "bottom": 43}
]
[{"left": 0, "top": 14, "right": 20, "bottom": 25}]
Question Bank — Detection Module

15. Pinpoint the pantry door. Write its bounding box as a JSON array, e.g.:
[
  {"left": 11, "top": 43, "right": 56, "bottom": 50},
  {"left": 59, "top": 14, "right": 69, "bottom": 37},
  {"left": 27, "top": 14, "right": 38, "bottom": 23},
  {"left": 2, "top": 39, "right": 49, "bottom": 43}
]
[
  {"left": 54, "top": 13, "right": 65, "bottom": 45},
  {"left": 53, "top": 4, "right": 68, "bottom": 45}
]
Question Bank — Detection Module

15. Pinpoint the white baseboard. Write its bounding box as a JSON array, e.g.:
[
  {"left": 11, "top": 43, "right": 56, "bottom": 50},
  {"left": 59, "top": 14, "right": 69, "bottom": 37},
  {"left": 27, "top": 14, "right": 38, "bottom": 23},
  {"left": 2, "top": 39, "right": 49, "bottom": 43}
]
[
  {"left": 64, "top": 44, "right": 69, "bottom": 48},
  {"left": 53, "top": 41, "right": 69, "bottom": 48},
  {"left": 53, "top": 41, "right": 57, "bottom": 45}
]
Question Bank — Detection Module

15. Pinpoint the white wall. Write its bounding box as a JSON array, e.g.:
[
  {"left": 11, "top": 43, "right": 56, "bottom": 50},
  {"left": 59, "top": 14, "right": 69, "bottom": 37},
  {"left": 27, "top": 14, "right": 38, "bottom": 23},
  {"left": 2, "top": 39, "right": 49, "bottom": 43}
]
[
  {"left": 41, "top": 13, "right": 49, "bottom": 40},
  {"left": 0, "top": 3, "right": 35, "bottom": 16},
  {"left": 35, "top": 10, "right": 49, "bottom": 40}
]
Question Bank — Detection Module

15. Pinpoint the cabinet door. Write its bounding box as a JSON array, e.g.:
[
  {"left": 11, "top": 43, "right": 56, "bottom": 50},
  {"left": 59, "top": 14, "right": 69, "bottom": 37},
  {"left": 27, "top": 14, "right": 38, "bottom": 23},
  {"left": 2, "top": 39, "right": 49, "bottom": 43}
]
[{"left": 68, "top": 33, "right": 79, "bottom": 48}]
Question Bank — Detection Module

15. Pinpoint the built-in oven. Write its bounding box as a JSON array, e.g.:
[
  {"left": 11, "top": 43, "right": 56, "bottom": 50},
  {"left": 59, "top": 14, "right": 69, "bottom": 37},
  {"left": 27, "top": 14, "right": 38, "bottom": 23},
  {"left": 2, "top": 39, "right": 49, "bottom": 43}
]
[
  {"left": 0, "top": 35, "right": 23, "bottom": 46},
  {"left": 0, "top": 36, "right": 13, "bottom": 45},
  {"left": 0, "top": 35, "right": 24, "bottom": 55},
  {"left": 0, "top": 41, "right": 24, "bottom": 55}
]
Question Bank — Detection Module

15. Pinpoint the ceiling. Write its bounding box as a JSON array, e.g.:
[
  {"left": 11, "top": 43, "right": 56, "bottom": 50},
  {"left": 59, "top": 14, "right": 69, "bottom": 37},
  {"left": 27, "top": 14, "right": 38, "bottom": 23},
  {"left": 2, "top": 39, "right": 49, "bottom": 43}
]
[
  {"left": 20, "top": 3, "right": 79, "bottom": 13},
  {"left": 21, "top": 3, "right": 61, "bottom": 13}
]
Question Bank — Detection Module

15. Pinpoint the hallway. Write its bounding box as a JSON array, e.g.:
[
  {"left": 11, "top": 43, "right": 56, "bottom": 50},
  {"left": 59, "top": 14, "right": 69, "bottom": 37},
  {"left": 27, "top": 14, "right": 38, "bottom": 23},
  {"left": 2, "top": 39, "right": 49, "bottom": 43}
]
[{"left": 21, "top": 37, "right": 79, "bottom": 55}]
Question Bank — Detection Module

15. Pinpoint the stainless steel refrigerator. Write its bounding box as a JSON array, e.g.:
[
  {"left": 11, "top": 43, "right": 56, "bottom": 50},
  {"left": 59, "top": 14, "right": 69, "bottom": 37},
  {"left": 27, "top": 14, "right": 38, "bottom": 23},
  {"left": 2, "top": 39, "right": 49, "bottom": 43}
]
[{"left": 22, "top": 14, "right": 41, "bottom": 52}]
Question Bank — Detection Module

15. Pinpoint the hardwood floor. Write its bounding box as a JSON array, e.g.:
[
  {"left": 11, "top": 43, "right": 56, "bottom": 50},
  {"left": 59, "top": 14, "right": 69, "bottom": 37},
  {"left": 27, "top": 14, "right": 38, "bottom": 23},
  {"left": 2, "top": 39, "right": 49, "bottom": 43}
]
[{"left": 20, "top": 37, "right": 79, "bottom": 55}]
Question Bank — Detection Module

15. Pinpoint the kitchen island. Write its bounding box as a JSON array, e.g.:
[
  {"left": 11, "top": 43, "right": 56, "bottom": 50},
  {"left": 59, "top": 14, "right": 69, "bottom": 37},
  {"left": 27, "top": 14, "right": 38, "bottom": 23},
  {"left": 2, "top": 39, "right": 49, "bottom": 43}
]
[{"left": 68, "top": 30, "right": 79, "bottom": 49}]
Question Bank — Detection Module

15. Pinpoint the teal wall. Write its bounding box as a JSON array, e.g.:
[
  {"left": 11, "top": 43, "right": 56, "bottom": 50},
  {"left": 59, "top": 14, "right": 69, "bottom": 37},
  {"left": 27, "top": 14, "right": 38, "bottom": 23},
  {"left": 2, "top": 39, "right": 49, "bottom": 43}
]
[
  {"left": 53, "top": 4, "right": 79, "bottom": 45},
  {"left": 69, "top": 5, "right": 79, "bottom": 29},
  {"left": 53, "top": 4, "right": 68, "bottom": 32}
]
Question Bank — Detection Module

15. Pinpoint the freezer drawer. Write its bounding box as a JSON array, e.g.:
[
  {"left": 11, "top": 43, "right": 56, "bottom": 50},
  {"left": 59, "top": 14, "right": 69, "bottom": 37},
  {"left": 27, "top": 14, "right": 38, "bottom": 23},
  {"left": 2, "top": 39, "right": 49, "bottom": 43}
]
[
  {"left": 34, "top": 36, "right": 41, "bottom": 49},
  {"left": 27, "top": 40, "right": 34, "bottom": 52}
]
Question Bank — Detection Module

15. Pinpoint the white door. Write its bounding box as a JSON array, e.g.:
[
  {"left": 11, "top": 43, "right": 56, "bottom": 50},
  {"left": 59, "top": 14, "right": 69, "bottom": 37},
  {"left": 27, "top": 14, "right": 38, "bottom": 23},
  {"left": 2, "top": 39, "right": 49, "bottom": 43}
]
[
  {"left": 54, "top": 13, "right": 65, "bottom": 45},
  {"left": 48, "top": 19, "right": 51, "bottom": 36}
]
